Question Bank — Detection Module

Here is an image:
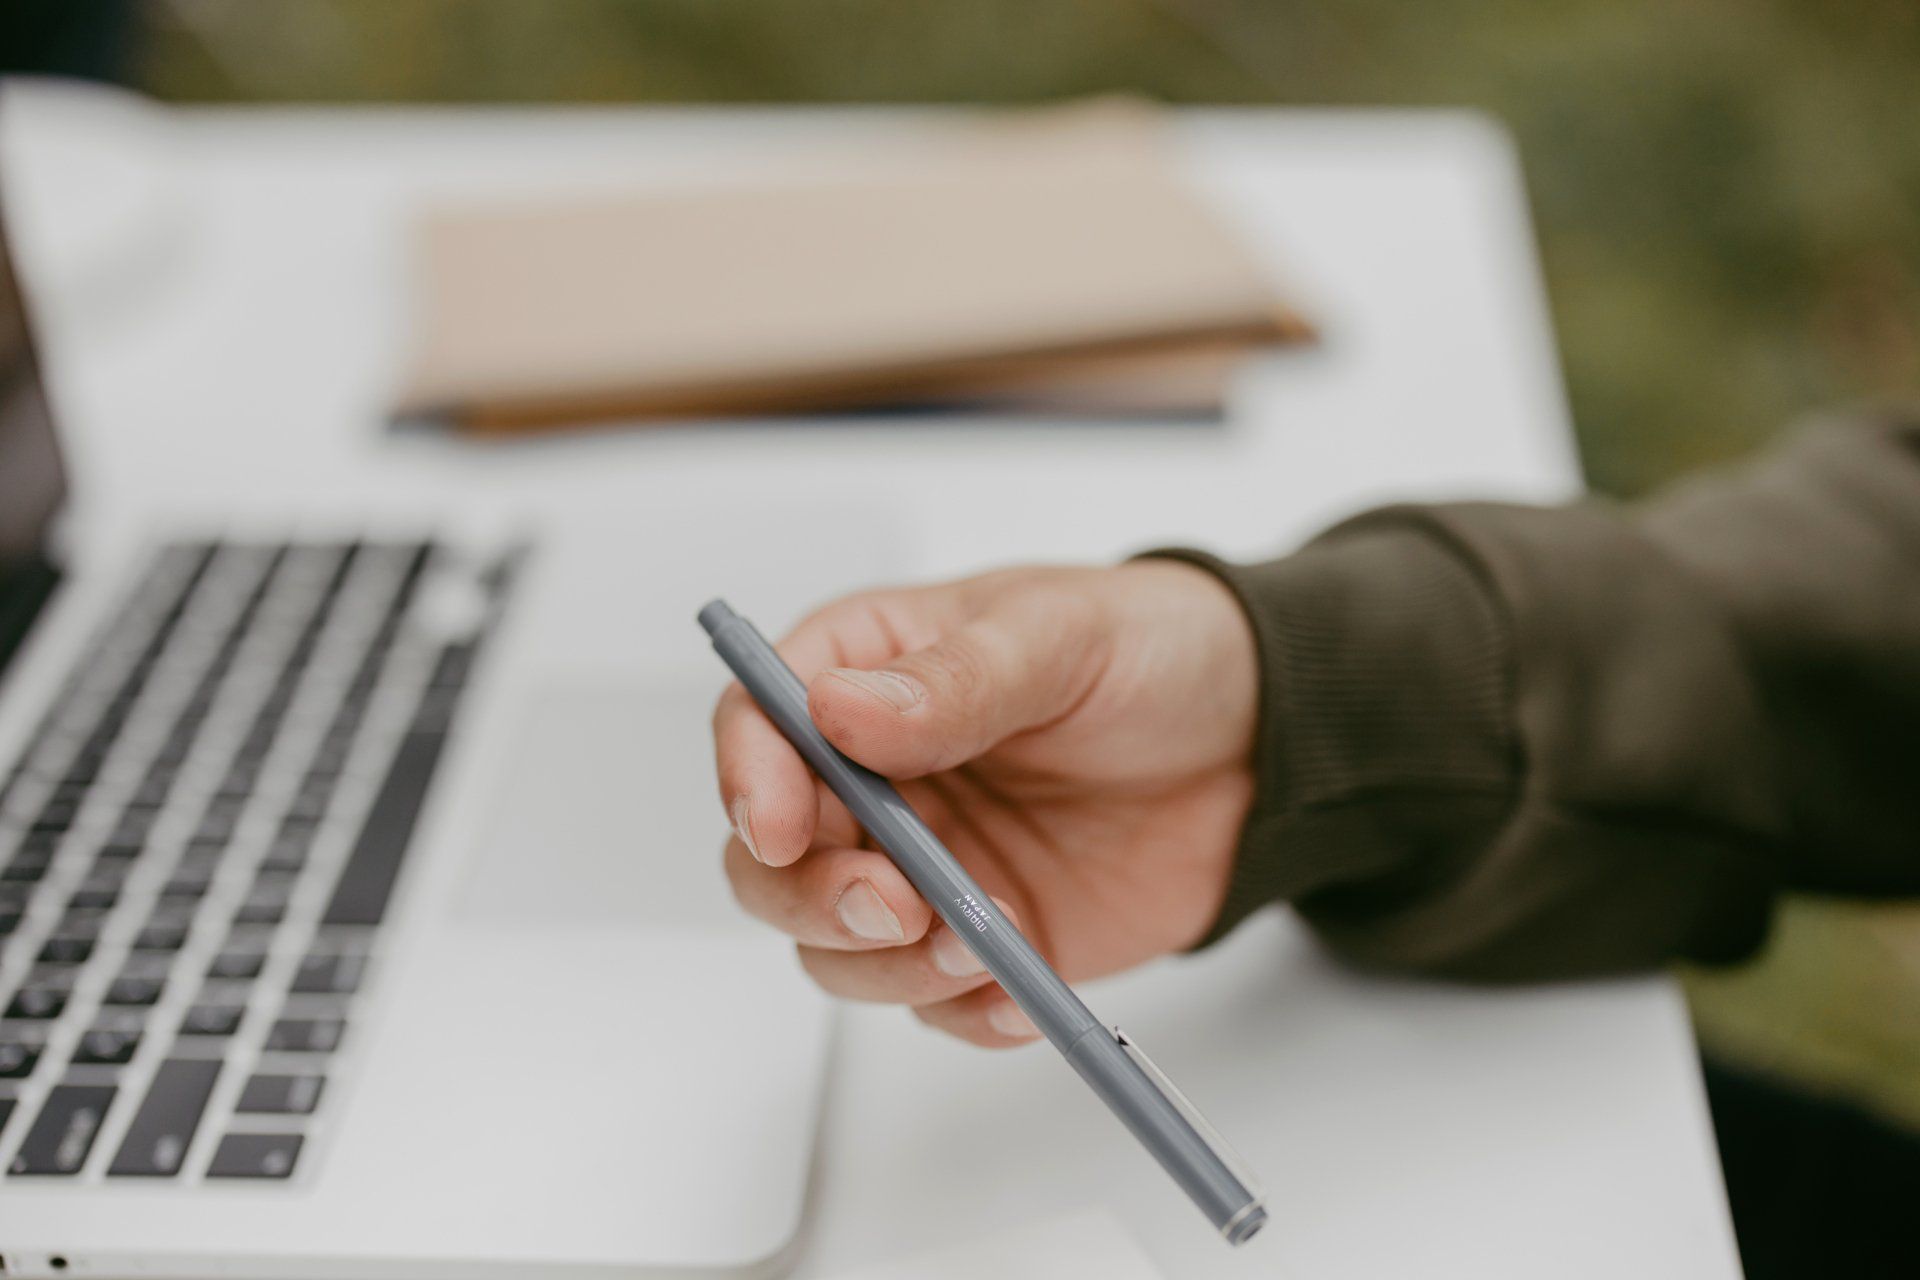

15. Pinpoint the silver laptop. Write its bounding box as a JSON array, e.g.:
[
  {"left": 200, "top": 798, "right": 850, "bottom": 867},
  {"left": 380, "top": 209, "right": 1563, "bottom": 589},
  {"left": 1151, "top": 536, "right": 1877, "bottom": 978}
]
[{"left": 0, "top": 155, "right": 831, "bottom": 1276}]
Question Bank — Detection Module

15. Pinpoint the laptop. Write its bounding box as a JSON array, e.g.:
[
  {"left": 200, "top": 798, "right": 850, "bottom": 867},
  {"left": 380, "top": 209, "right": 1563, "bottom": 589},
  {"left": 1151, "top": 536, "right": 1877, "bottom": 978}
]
[{"left": 0, "top": 140, "right": 831, "bottom": 1276}]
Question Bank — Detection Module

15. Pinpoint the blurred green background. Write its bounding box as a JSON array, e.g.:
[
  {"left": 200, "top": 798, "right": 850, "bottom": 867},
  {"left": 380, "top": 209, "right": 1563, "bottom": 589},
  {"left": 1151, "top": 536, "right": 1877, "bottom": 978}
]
[{"left": 25, "top": 0, "right": 1920, "bottom": 1131}]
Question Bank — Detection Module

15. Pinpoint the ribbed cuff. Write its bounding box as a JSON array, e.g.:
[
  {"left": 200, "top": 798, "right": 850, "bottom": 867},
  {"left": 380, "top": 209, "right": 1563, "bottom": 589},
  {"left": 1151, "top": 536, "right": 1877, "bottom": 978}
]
[{"left": 1142, "top": 520, "right": 1518, "bottom": 946}]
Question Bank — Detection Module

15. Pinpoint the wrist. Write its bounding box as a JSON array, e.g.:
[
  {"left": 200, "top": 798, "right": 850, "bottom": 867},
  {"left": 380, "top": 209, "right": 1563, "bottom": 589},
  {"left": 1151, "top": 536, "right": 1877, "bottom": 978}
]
[{"left": 1115, "top": 556, "right": 1260, "bottom": 770}]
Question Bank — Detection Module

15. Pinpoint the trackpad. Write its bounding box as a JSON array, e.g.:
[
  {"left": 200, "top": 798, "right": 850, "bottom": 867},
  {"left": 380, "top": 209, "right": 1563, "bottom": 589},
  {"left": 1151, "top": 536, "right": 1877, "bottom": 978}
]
[{"left": 451, "top": 679, "right": 744, "bottom": 930}]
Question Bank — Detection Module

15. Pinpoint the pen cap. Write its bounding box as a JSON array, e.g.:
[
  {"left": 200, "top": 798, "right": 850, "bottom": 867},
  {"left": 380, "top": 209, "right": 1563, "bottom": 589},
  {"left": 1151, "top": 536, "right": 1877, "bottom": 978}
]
[{"left": 1067, "top": 1026, "right": 1267, "bottom": 1245}]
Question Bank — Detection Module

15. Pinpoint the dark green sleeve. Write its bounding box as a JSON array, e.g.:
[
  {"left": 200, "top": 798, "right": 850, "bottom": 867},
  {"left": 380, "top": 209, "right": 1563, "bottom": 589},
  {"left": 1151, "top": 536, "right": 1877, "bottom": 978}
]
[{"left": 1151, "top": 406, "right": 1920, "bottom": 981}]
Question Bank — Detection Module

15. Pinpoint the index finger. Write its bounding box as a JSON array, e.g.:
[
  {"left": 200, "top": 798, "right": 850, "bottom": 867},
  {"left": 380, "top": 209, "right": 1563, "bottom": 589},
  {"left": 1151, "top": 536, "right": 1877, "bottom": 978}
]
[{"left": 709, "top": 593, "right": 914, "bottom": 867}]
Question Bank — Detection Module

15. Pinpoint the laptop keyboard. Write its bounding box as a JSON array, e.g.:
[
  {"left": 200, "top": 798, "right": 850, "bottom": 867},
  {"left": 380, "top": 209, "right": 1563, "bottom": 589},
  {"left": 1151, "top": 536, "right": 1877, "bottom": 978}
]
[{"left": 0, "top": 538, "right": 515, "bottom": 1183}]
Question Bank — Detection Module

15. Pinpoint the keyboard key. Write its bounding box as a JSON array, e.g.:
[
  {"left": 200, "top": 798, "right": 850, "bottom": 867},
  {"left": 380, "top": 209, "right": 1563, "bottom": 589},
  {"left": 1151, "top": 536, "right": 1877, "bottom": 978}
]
[
  {"left": 194, "top": 798, "right": 246, "bottom": 841},
  {"left": 1, "top": 853, "right": 51, "bottom": 883},
  {"left": 50, "top": 780, "right": 91, "bottom": 806},
  {"left": 222, "top": 924, "right": 276, "bottom": 954},
  {"left": 73, "top": 1025, "right": 142, "bottom": 1065},
  {"left": 284, "top": 789, "right": 331, "bottom": 823},
  {"left": 67, "top": 885, "right": 119, "bottom": 910},
  {"left": 31, "top": 798, "right": 79, "bottom": 831},
  {"left": 0, "top": 1041, "right": 41, "bottom": 1078},
  {"left": 236, "top": 1072, "right": 324, "bottom": 1115},
  {"left": 206, "top": 1131, "right": 302, "bottom": 1179},
  {"left": 251, "top": 866, "right": 297, "bottom": 900},
  {"left": 256, "top": 688, "right": 296, "bottom": 724},
  {"left": 108, "top": 811, "right": 155, "bottom": 847},
  {"left": 308, "top": 740, "right": 351, "bottom": 777},
  {"left": 6, "top": 986, "right": 68, "bottom": 1020},
  {"left": 323, "top": 729, "right": 448, "bottom": 926},
  {"left": 265, "top": 1017, "right": 343, "bottom": 1053},
  {"left": 61, "top": 741, "right": 105, "bottom": 778},
  {"left": 139, "top": 952, "right": 179, "bottom": 983},
  {"left": 57, "top": 906, "right": 109, "bottom": 938},
  {"left": 105, "top": 975, "right": 166, "bottom": 1006},
  {"left": 259, "top": 841, "right": 310, "bottom": 875},
  {"left": 108, "top": 1059, "right": 221, "bottom": 1177},
  {"left": 161, "top": 873, "right": 213, "bottom": 900},
  {"left": 290, "top": 952, "right": 365, "bottom": 995},
  {"left": 134, "top": 923, "right": 190, "bottom": 952},
  {"left": 252, "top": 866, "right": 299, "bottom": 893},
  {"left": 9, "top": 1084, "right": 116, "bottom": 1175},
  {"left": 180, "top": 1004, "right": 246, "bottom": 1037},
  {"left": 37, "top": 936, "right": 94, "bottom": 966},
  {"left": 232, "top": 898, "right": 286, "bottom": 926},
  {"left": 429, "top": 642, "right": 476, "bottom": 690},
  {"left": 87, "top": 855, "right": 135, "bottom": 884},
  {"left": 208, "top": 949, "right": 266, "bottom": 980},
  {"left": 239, "top": 721, "right": 278, "bottom": 759},
  {"left": 181, "top": 837, "right": 227, "bottom": 864}
]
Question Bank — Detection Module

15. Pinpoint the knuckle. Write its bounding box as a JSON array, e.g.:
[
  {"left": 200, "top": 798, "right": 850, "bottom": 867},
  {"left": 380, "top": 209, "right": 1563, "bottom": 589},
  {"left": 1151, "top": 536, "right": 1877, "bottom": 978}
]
[
  {"left": 911, "top": 1000, "right": 989, "bottom": 1047},
  {"left": 795, "top": 944, "right": 834, "bottom": 987},
  {"left": 787, "top": 592, "right": 868, "bottom": 641},
  {"left": 797, "top": 945, "right": 865, "bottom": 1000},
  {"left": 921, "top": 634, "right": 994, "bottom": 707},
  {"left": 710, "top": 684, "right": 751, "bottom": 739},
  {"left": 1004, "top": 585, "right": 1102, "bottom": 682},
  {"left": 720, "top": 840, "right": 755, "bottom": 898}
]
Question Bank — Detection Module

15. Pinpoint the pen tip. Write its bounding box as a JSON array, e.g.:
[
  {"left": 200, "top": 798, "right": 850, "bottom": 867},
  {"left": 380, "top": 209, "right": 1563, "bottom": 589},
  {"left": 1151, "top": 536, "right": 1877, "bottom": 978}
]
[{"left": 697, "top": 599, "right": 737, "bottom": 636}]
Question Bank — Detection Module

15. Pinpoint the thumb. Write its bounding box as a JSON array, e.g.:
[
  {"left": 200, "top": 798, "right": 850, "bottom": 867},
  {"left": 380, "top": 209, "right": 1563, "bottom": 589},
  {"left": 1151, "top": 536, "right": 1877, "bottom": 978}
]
[{"left": 807, "top": 593, "right": 1104, "bottom": 778}]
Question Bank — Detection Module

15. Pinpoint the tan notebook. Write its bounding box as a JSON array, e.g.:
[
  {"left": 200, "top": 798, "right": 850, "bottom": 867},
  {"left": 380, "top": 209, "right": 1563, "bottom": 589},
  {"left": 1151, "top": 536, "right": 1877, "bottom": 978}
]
[{"left": 395, "top": 102, "right": 1310, "bottom": 431}]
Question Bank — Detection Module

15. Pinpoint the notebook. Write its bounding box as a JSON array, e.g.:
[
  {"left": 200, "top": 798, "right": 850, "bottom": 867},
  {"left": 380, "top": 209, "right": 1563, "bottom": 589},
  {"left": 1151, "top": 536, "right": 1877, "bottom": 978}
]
[{"left": 395, "top": 101, "right": 1309, "bottom": 432}]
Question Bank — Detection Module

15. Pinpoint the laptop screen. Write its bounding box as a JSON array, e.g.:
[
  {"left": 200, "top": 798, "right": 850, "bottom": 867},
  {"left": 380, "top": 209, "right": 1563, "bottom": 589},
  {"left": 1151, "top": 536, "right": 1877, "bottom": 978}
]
[{"left": 0, "top": 185, "right": 69, "bottom": 674}]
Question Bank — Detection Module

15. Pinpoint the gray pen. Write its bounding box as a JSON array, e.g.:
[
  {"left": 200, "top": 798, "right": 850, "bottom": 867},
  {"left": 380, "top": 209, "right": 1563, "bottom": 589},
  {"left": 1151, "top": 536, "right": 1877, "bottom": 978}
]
[{"left": 700, "top": 599, "right": 1267, "bottom": 1245}]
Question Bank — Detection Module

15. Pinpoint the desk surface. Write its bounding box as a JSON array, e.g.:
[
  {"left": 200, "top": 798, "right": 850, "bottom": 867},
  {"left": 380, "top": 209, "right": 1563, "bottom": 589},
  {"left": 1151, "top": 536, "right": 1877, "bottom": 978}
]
[{"left": 4, "top": 85, "right": 1740, "bottom": 1279}]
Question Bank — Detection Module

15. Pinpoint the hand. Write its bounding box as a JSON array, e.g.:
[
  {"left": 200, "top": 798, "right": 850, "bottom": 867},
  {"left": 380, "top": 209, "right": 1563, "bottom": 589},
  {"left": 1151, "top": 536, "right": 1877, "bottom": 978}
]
[{"left": 710, "top": 561, "right": 1258, "bottom": 1047}]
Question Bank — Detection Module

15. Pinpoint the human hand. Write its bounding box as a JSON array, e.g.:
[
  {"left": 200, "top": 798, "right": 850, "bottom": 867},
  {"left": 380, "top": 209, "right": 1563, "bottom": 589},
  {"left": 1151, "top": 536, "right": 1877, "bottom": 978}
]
[{"left": 711, "top": 561, "right": 1257, "bottom": 1046}]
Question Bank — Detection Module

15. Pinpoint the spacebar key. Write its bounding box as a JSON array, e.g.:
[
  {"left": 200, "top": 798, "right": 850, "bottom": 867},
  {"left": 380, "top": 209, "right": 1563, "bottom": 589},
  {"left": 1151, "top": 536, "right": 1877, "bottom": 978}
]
[{"left": 322, "top": 729, "right": 447, "bottom": 926}]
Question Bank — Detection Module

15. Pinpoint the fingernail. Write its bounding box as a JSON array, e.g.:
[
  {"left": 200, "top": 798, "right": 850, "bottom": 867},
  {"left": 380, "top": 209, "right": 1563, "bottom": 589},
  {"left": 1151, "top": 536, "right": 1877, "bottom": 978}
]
[
  {"left": 930, "top": 928, "right": 986, "bottom": 978},
  {"left": 988, "top": 1002, "right": 1038, "bottom": 1040},
  {"left": 835, "top": 878, "right": 905, "bottom": 943},
  {"left": 826, "top": 667, "right": 925, "bottom": 713},
  {"left": 731, "top": 795, "right": 762, "bottom": 863}
]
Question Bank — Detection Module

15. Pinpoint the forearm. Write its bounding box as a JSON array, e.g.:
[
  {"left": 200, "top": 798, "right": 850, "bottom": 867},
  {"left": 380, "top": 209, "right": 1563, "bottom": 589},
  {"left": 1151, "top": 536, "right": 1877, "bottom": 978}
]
[{"left": 1158, "top": 405, "right": 1920, "bottom": 980}]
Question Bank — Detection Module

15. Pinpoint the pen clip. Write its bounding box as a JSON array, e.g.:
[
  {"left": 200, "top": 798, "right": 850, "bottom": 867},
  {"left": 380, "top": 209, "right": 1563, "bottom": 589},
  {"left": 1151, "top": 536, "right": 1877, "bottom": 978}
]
[{"left": 1112, "top": 1026, "right": 1264, "bottom": 1205}]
